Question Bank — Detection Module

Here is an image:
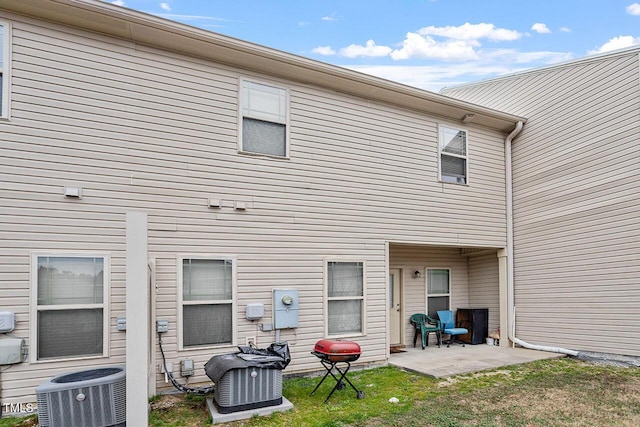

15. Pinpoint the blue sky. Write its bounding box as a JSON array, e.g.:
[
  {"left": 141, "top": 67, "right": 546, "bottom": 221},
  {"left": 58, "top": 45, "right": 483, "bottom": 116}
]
[{"left": 108, "top": 0, "right": 640, "bottom": 92}]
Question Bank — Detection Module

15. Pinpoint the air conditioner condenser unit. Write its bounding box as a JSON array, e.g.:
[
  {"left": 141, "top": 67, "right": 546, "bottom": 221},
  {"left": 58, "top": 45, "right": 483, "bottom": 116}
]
[{"left": 36, "top": 366, "right": 126, "bottom": 427}]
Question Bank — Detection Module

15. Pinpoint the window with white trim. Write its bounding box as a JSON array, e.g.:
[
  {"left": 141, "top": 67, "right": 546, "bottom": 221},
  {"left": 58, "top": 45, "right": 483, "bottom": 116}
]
[
  {"left": 427, "top": 269, "right": 450, "bottom": 319},
  {"left": 0, "top": 21, "right": 10, "bottom": 118},
  {"left": 33, "top": 255, "right": 108, "bottom": 360},
  {"left": 180, "top": 258, "right": 234, "bottom": 348},
  {"left": 326, "top": 261, "right": 365, "bottom": 336},
  {"left": 240, "top": 79, "right": 288, "bottom": 157},
  {"left": 439, "top": 125, "right": 468, "bottom": 184}
]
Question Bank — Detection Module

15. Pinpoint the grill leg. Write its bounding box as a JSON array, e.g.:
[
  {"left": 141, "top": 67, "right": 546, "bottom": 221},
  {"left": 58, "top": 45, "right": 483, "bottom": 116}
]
[
  {"left": 312, "top": 360, "right": 365, "bottom": 403},
  {"left": 310, "top": 359, "right": 335, "bottom": 396},
  {"left": 331, "top": 362, "right": 364, "bottom": 400}
]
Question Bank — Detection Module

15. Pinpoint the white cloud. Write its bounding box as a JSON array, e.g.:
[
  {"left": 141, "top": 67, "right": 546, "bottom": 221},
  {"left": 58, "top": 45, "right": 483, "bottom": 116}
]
[
  {"left": 417, "top": 22, "right": 522, "bottom": 42},
  {"left": 160, "top": 2, "right": 171, "bottom": 12},
  {"left": 312, "top": 46, "right": 336, "bottom": 56},
  {"left": 531, "top": 23, "right": 551, "bottom": 34},
  {"left": 588, "top": 35, "right": 640, "bottom": 54},
  {"left": 390, "top": 32, "right": 478, "bottom": 61},
  {"left": 111, "top": 0, "right": 125, "bottom": 6},
  {"left": 339, "top": 40, "right": 392, "bottom": 58},
  {"left": 322, "top": 16, "right": 338, "bottom": 22},
  {"left": 626, "top": 3, "right": 640, "bottom": 15},
  {"left": 383, "top": 23, "right": 522, "bottom": 61},
  {"left": 298, "top": 21, "right": 311, "bottom": 27},
  {"left": 560, "top": 27, "right": 571, "bottom": 33}
]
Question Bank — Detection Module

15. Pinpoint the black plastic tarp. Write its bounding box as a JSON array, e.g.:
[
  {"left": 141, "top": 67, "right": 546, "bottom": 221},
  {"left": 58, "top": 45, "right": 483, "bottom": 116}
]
[{"left": 204, "top": 342, "right": 291, "bottom": 384}]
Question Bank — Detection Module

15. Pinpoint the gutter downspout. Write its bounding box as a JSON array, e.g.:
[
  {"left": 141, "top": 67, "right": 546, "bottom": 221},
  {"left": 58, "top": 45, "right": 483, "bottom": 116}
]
[{"left": 504, "top": 121, "right": 578, "bottom": 357}]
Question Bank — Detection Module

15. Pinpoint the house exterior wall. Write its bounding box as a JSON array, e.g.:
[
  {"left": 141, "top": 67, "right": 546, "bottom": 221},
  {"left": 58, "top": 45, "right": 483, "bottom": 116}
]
[
  {"left": 467, "top": 252, "right": 501, "bottom": 334},
  {"left": 0, "top": 10, "right": 512, "bottom": 403},
  {"left": 443, "top": 48, "right": 640, "bottom": 356}
]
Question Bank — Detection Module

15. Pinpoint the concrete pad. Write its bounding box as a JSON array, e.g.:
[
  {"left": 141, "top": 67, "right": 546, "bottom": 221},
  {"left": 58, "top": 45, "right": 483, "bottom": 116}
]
[
  {"left": 206, "top": 396, "right": 294, "bottom": 424},
  {"left": 389, "top": 344, "right": 565, "bottom": 378}
]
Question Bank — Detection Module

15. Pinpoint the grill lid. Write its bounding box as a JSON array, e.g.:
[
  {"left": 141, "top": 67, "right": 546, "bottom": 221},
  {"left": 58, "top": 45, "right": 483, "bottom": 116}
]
[{"left": 313, "top": 339, "right": 361, "bottom": 356}]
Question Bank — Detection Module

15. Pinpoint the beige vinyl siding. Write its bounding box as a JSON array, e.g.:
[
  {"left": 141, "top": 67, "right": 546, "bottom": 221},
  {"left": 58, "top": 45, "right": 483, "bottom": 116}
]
[
  {"left": 444, "top": 49, "right": 640, "bottom": 356},
  {"left": 0, "top": 13, "right": 509, "bottom": 402},
  {"left": 467, "top": 252, "right": 500, "bottom": 333}
]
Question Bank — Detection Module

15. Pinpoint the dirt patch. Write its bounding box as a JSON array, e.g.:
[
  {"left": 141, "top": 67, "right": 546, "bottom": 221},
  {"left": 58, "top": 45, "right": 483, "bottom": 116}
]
[
  {"left": 15, "top": 417, "right": 38, "bottom": 427},
  {"left": 149, "top": 394, "right": 184, "bottom": 411},
  {"left": 437, "top": 369, "right": 513, "bottom": 387}
]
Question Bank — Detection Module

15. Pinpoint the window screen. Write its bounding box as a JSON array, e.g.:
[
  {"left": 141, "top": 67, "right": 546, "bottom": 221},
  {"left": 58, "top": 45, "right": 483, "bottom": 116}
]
[
  {"left": 439, "top": 126, "right": 468, "bottom": 184},
  {"left": 182, "top": 258, "right": 233, "bottom": 347},
  {"left": 327, "top": 262, "right": 364, "bottom": 335},
  {"left": 427, "top": 269, "right": 450, "bottom": 319},
  {"left": 240, "top": 80, "right": 288, "bottom": 157},
  {"left": 35, "top": 256, "right": 106, "bottom": 360}
]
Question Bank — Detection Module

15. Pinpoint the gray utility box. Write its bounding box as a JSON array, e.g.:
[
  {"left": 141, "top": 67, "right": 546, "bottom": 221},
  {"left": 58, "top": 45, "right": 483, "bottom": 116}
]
[{"left": 273, "top": 289, "right": 299, "bottom": 329}]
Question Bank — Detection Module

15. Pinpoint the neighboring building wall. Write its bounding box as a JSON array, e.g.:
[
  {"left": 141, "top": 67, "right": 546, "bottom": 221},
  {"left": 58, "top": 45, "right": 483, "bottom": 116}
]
[
  {"left": 0, "top": 12, "right": 510, "bottom": 402},
  {"left": 443, "top": 48, "right": 640, "bottom": 356}
]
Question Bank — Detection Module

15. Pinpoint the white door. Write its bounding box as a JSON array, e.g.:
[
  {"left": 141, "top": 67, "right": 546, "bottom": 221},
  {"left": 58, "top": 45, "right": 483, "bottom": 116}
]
[{"left": 389, "top": 269, "right": 402, "bottom": 346}]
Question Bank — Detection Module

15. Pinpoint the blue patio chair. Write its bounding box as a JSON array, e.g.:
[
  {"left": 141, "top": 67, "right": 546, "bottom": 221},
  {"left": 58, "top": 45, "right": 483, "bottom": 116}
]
[
  {"left": 409, "top": 313, "right": 441, "bottom": 349},
  {"left": 436, "top": 310, "right": 468, "bottom": 347}
]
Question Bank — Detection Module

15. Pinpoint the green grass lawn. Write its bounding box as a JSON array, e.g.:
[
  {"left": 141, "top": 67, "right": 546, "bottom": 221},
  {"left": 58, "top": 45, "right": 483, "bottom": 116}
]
[{"left": 2, "top": 357, "right": 639, "bottom": 426}]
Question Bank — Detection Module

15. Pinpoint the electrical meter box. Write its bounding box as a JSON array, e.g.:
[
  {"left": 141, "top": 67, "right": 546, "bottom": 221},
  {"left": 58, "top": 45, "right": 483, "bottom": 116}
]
[{"left": 273, "top": 289, "right": 299, "bottom": 329}]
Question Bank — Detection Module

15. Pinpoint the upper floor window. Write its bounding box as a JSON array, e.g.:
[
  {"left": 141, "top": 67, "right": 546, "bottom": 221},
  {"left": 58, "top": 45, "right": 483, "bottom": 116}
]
[
  {"left": 439, "top": 125, "right": 468, "bottom": 184},
  {"left": 0, "top": 21, "right": 10, "bottom": 118},
  {"left": 240, "top": 79, "right": 288, "bottom": 157},
  {"left": 32, "top": 255, "right": 109, "bottom": 361},
  {"left": 179, "top": 257, "right": 235, "bottom": 348},
  {"left": 326, "top": 261, "right": 365, "bottom": 336}
]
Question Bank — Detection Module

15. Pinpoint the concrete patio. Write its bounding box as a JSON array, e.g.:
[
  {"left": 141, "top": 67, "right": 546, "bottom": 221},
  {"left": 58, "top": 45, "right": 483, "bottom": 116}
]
[{"left": 389, "top": 343, "right": 565, "bottom": 378}]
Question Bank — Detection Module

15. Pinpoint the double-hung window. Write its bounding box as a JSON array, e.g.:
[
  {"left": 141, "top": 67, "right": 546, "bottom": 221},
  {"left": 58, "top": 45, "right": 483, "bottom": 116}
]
[
  {"left": 326, "top": 261, "right": 365, "bottom": 336},
  {"left": 32, "top": 255, "right": 108, "bottom": 361},
  {"left": 240, "top": 79, "right": 289, "bottom": 157},
  {"left": 439, "top": 125, "right": 468, "bottom": 184},
  {"left": 0, "top": 20, "right": 10, "bottom": 118},
  {"left": 427, "top": 269, "right": 450, "bottom": 319},
  {"left": 180, "top": 258, "right": 235, "bottom": 348}
]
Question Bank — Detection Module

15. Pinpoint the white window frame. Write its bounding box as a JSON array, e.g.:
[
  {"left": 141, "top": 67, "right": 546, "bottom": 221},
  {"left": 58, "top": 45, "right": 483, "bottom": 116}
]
[
  {"left": 426, "top": 268, "right": 451, "bottom": 320},
  {"left": 438, "top": 124, "right": 468, "bottom": 184},
  {"left": 177, "top": 255, "right": 237, "bottom": 350},
  {"left": 0, "top": 20, "right": 12, "bottom": 120},
  {"left": 238, "top": 78, "right": 290, "bottom": 158},
  {"left": 30, "top": 253, "right": 110, "bottom": 363},
  {"left": 324, "top": 259, "right": 367, "bottom": 338}
]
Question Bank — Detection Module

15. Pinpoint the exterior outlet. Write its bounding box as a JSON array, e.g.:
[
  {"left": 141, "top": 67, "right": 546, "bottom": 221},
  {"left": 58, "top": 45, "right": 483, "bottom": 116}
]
[{"left": 246, "top": 336, "right": 256, "bottom": 347}]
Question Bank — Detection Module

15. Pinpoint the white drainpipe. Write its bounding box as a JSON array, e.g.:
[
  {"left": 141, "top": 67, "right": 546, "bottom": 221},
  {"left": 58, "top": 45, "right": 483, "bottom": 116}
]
[{"left": 505, "top": 121, "right": 578, "bottom": 357}]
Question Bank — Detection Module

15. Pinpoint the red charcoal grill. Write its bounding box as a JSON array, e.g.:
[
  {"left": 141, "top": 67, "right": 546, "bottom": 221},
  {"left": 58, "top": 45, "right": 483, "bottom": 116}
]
[{"left": 310, "top": 339, "right": 365, "bottom": 403}]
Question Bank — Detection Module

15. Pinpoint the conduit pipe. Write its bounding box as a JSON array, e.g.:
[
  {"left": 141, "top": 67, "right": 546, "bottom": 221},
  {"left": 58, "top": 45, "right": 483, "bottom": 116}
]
[{"left": 504, "top": 121, "right": 578, "bottom": 357}]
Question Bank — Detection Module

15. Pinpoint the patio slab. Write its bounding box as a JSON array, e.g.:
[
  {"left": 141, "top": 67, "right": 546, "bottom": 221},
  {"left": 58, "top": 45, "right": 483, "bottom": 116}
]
[{"left": 389, "top": 343, "right": 565, "bottom": 378}]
